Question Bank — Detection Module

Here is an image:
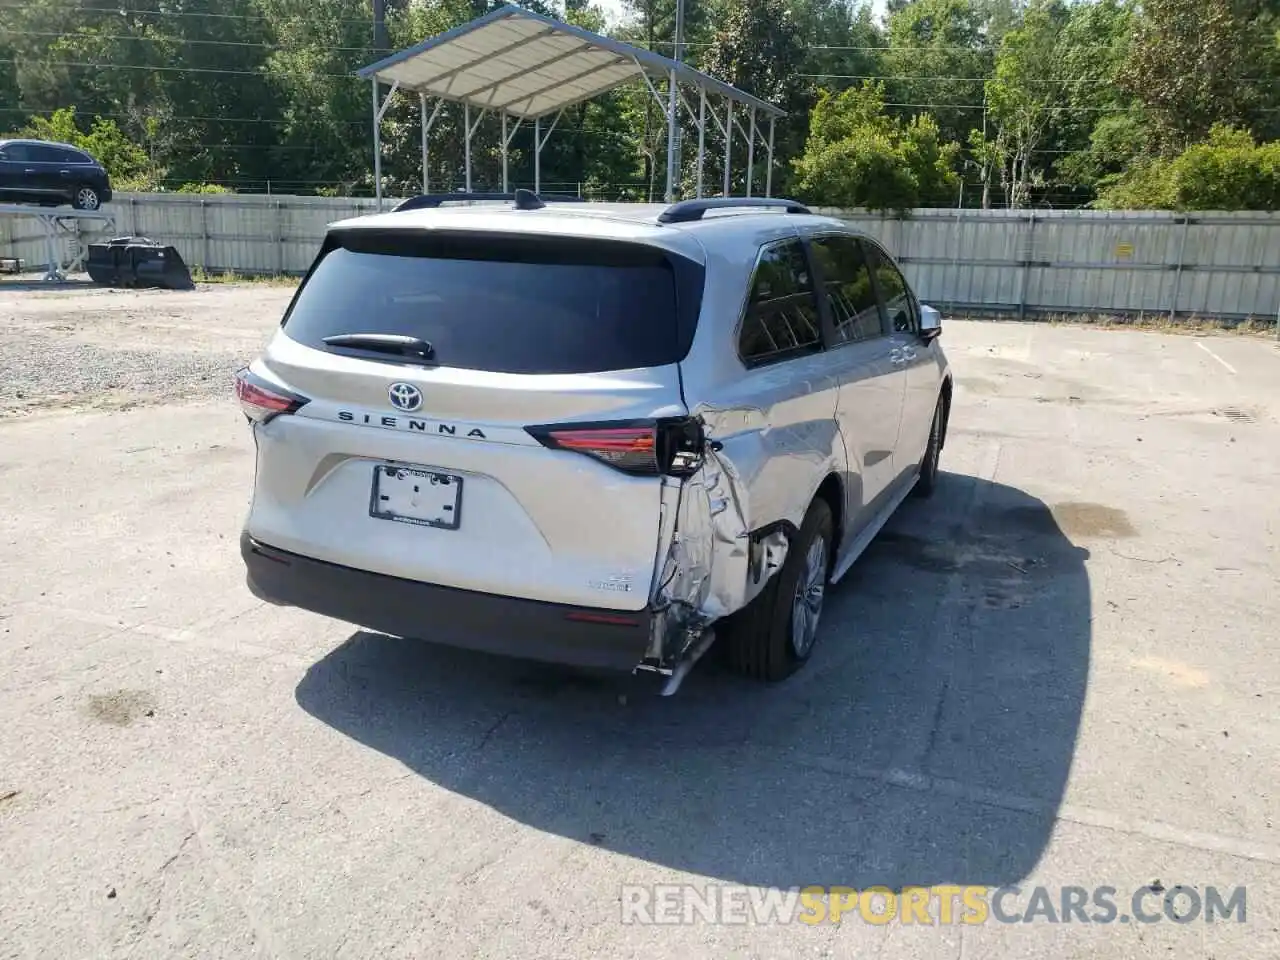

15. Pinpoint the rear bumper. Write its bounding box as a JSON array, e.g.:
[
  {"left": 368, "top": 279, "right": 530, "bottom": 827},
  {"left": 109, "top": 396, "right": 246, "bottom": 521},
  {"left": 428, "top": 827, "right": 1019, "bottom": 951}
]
[{"left": 241, "top": 532, "right": 652, "bottom": 671}]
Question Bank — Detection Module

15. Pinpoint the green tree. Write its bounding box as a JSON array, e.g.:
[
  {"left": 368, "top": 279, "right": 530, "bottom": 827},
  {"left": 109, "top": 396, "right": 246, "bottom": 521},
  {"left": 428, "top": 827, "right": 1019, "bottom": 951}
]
[
  {"left": 1118, "top": 0, "right": 1273, "bottom": 152},
  {"left": 884, "top": 0, "right": 991, "bottom": 145},
  {"left": 793, "top": 82, "right": 960, "bottom": 210},
  {"left": 701, "top": 0, "right": 811, "bottom": 195},
  {"left": 1098, "top": 124, "right": 1280, "bottom": 210},
  {"left": 1049, "top": 0, "right": 1139, "bottom": 199},
  {"left": 985, "top": 0, "right": 1067, "bottom": 207}
]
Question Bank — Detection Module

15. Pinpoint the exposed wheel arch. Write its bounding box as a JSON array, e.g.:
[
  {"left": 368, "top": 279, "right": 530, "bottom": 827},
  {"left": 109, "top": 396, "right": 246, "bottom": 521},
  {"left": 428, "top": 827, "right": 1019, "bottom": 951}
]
[{"left": 813, "top": 472, "right": 844, "bottom": 570}]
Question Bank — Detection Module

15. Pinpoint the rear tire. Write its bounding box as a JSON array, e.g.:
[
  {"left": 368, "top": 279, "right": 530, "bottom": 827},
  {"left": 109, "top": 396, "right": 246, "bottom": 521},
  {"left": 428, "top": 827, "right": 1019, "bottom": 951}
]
[
  {"left": 72, "top": 186, "right": 101, "bottom": 211},
  {"left": 913, "top": 396, "right": 945, "bottom": 499},
  {"left": 723, "top": 498, "right": 833, "bottom": 682}
]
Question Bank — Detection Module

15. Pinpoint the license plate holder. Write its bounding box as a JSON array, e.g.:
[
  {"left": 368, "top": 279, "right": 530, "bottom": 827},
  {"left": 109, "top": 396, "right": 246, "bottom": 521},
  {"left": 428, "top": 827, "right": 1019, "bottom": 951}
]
[{"left": 369, "top": 464, "right": 463, "bottom": 530}]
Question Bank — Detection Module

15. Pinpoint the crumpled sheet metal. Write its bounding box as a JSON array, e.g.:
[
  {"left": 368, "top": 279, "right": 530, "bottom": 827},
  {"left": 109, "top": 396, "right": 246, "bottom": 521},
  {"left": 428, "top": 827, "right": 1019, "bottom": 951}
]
[{"left": 647, "top": 447, "right": 789, "bottom": 665}]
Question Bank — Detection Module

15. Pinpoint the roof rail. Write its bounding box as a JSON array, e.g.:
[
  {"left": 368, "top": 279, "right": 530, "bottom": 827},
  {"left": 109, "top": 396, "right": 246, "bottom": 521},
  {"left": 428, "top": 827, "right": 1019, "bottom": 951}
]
[
  {"left": 392, "top": 189, "right": 584, "bottom": 212},
  {"left": 657, "top": 197, "right": 812, "bottom": 224}
]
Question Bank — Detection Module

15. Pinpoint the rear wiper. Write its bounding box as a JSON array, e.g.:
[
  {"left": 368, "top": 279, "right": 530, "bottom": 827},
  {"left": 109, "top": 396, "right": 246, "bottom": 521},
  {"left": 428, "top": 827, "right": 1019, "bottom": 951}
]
[{"left": 322, "top": 333, "right": 435, "bottom": 362}]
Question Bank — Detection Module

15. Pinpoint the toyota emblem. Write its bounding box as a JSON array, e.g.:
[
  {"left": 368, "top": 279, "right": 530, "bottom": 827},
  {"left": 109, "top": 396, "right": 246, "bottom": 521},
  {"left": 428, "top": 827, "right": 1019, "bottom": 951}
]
[{"left": 387, "top": 382, "right": 423, "bottom": 412}]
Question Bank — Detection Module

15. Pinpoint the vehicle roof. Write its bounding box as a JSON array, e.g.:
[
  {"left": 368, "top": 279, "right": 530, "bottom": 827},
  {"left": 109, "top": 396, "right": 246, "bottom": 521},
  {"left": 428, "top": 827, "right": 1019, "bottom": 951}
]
[
  {"left": 327, "top": 202, "right": 857, "bottom": 263},
  {"left": 0, "top": 138, "right": 86, "bottom": 151}
]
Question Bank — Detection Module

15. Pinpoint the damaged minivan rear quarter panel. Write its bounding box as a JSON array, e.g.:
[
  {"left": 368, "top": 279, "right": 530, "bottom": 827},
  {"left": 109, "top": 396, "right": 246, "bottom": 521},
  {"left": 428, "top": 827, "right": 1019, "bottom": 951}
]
[{"left": 644, "top": 219, "right": 851, "bottom": 666}]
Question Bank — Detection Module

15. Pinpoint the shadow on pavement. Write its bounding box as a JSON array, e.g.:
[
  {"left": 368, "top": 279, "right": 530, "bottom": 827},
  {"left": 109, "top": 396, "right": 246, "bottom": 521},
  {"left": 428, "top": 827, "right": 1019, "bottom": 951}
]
[{"left": 295, "top": 472, "right": 1090, "bottom": 890}]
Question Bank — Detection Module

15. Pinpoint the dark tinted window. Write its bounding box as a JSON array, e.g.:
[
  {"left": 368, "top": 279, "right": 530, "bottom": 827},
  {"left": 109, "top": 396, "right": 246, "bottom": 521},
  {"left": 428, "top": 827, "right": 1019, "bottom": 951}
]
[
  {"left": 282, "top": 231, "right": 700, "bottom": 375},
  {"left": 737, "top": 240, "right": 823, "bottom": 367},
  {"left": 810, "top": 236, "right": 884, "bottom": 344},
  {"left": 865, "top": 242, "right": 918, "bottom": 334},
  {"left": 27, "top": 144, "right": 64, "bottom": 163},
  {"left": 1, "top": 143, "right": 30, "bottom": 161},
  {"left": 55, "top": 147, "right": 92, "bottom": 164}
]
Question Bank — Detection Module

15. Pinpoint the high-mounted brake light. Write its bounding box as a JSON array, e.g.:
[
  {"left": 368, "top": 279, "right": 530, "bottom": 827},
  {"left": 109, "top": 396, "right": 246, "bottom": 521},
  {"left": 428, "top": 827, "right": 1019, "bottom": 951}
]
[
  {"left": 234, "top": 368, "right": 309, "bottom": 423},
  {"left": 526, "top": 417, "right": 705, "bottom": 477}
]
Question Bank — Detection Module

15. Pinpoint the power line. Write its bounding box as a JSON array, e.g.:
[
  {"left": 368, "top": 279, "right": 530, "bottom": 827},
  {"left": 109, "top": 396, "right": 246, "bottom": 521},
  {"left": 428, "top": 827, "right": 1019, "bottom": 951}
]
[
  {"left": 804, "top": 72, "right": 1275, "bottom": 84},
  {"left": 0, "top": 57, "right": 353, "bottom": 79},
  {"left": 3, "top": 29, "right": 376, "bottom": 54},
  {"left": 0, "top": 1, "right": 379, "bottom": 26}
]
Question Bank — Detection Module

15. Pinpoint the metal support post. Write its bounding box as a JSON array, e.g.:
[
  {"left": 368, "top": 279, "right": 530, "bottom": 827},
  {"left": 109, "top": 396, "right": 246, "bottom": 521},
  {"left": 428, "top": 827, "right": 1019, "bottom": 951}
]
[
  {"left": 665, "top": 70, "right": 678, "bottom": 202},
  {"left": 534, "top": 116, "right": 541, "bottom": 192},
  {"left": 419, "top": 96, "right": 443, "bottom": 196},
  {"left": 420, "top": 93, "right": 429, "bottom": 194},
  {"left": 1169, "top": 216, "right": 1190, "bottom": 321},
  {"left": 464, "top": 102, "right": 472, "bottom": 193},
  {"left": 745, "top": 108, "right": 756, "bottom": 197},
  {"left": 696, "top": 88, "right": 707, "bottom": 199},
  {"left": 723, "top": 101, "right": 733, "bottom": 197},
  {"left": 765, "top": 117, "right": 775, "bottom": 198},
  {"left": 1017, "top": 213, "right": 1035, "bottom": 321},
  {"left": 372, "top": 79, "right": 383, "bottom": 209},
  {"left": 502, "top": 111, "right": 509, "bottom": 193}
]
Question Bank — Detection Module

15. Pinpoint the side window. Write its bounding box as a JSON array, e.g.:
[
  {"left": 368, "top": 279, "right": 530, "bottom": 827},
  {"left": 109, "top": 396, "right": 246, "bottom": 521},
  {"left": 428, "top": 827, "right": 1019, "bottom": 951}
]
[
  {"left": 56, "top": 147, "right": 90, "bottom": 164},
  {"left": 809, "top": 236, "right": 884, "bottom": 344},
  {"left": 28, "top": 144, "right": 62, "bottom": 163},
  {"left": 2, "top": 143, "right": 29, "bottom": 162},
  {"left": 864, "top": 242, "right": 918, "bottom": 334},
  {"left": 737, "top": 239, "right": 823, "bottom": 367}
]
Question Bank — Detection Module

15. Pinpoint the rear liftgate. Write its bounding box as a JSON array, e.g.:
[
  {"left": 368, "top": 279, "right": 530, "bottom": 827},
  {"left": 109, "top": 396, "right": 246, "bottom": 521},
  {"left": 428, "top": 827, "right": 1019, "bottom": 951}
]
[{"left": 638, "top": 425, "right": 790, "bottom": 695}]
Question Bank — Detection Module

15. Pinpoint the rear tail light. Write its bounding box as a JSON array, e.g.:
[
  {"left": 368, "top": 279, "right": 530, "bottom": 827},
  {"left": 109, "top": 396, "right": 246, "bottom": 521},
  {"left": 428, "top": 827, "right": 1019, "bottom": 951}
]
[
  {"left": 526, "top": 417, "right": 705, "bottom": 477},
  {"left": 234, "top": 368, "right": 309, "bottom": 423}
]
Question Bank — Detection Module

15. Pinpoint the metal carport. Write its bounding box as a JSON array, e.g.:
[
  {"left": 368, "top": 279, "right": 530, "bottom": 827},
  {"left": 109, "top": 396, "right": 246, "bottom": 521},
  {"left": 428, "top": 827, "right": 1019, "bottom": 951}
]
[{"left": 356, "top": 4, "right": 785, "bottom": 208}]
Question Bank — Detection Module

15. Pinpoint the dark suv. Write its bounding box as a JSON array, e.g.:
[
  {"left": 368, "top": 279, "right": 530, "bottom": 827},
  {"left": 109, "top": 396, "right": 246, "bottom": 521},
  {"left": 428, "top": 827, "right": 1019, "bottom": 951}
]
[{"left": 0, "top": 138, "right": 113, "bottom": 210}]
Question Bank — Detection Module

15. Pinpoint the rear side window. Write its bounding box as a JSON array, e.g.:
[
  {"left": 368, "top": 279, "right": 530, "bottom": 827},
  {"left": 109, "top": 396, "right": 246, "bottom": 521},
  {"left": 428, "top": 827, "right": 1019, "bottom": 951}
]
[
  {"left": 737, "top": 239, "right": 823, "bottom": 367},
  {"left": 809, "top": 235, "right": 884, "bottom": 344},
  {"left": 282, "top": 231, "right": 704, "bottom": 375},
  {"left": 55, "top": 147, "right": 92, "bottom": 164}
]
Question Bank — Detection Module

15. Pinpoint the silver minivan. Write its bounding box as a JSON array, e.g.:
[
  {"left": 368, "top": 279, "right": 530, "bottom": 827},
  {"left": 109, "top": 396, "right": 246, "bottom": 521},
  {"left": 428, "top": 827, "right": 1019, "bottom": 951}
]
[{"left": 238, "top": 195, "right": 952, "bottom": 691}]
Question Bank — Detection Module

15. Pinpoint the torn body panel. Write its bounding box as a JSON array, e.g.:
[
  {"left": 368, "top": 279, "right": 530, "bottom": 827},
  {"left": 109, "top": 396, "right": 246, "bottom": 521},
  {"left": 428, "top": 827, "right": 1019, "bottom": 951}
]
[
  {"left": 643, "top": 445, "right": 786, "bottom": 671},
  {"left": 639, "top": 393, "right": 847, "bottom": 673}
]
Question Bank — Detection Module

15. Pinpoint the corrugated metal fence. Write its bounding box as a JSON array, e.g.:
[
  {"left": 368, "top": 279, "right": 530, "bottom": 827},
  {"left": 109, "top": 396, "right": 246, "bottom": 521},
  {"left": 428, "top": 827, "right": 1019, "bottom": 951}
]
[
  {"left": 2, "top": 194, "right": 1278, "bottom": 320},
  {"left": 822, "top": 207, "right": 1280, "bottom": 322}
]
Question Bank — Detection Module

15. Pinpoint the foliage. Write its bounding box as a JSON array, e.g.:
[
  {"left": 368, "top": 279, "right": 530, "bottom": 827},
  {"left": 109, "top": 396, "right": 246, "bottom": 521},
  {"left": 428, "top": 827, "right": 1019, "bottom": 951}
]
[
  {"left": 1117, "top": 0, "right": 1277, "bottom": 152},
  {"left": 701, "top": 0, "right": 811, "bottom": 194},
  {"left": 985, "top": 0, "right": 1067, "bottom": 208},
  {"left": 793, "top": 83, "right": 960, "bottom": 211},
  {"left": 884, "top": 0, "right": 991, "bottom": 145},
  {"left": 1097, "top": 125, "right": 1280, "bottom": 210},
  {"left": 175, "top": 182, "right": 234, "bottom": 193}
]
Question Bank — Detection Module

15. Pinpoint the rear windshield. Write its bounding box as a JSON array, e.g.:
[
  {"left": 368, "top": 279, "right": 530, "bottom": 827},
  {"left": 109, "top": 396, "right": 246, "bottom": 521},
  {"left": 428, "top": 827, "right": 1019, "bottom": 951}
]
[{"left": 281, "top": 230, "right": 703, "bottom": 375}]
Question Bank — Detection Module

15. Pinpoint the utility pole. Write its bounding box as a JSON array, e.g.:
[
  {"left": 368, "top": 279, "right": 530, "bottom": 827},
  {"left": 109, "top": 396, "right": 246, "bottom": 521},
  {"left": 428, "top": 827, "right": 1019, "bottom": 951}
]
[
  {"left": 664, "top": 0, "right": 686, "bottom": 202},
  {"left": 373, "top": 0, "right": 388, "bottom": 53}
]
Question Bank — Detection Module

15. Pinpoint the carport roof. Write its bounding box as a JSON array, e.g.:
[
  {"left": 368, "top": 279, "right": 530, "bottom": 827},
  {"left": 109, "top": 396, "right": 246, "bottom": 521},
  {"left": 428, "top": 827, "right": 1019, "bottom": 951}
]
[{"left": 356, "top": 4, "right": 785, "bottom": 121}]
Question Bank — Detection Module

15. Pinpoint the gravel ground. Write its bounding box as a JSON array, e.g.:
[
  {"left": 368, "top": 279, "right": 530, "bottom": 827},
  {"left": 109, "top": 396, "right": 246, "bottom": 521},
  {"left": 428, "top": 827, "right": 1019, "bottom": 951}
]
[{"left": 0, "top": 279, "right": 296, "bottom": 417}]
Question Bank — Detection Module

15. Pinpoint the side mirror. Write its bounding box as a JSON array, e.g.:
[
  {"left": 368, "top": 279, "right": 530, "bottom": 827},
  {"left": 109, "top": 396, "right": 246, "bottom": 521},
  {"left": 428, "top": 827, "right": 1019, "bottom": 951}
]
[{"left": 919, "top": 304, "right": 942, "bottom": 341}]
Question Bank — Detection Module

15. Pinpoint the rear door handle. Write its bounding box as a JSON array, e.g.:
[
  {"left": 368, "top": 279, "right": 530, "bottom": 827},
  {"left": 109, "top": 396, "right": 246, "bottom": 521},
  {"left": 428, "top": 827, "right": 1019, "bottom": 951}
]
[{"left": 23, "top": 168, "right": 36, "bottom": 174}]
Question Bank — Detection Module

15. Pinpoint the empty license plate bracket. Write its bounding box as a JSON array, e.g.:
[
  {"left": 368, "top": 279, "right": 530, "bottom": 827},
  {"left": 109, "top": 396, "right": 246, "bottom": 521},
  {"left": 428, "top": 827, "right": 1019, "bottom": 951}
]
[{"left": 369, "top": 464, "right": 463, "bottom": 530}]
